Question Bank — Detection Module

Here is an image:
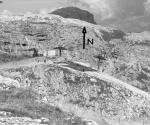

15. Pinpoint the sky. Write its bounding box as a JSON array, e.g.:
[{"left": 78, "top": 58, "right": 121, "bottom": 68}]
[{"left": 0, "top": 0, "right": 150, "bottom": 32}]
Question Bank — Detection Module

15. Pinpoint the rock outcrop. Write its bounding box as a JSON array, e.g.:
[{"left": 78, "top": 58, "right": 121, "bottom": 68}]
[{"left": 51, "top": 7, "right": 96, "bottom": 24}]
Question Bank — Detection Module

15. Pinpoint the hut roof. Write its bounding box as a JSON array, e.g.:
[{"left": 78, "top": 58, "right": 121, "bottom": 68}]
[{"left": 54, "top": 46, "right": 67, "bottom": 50}]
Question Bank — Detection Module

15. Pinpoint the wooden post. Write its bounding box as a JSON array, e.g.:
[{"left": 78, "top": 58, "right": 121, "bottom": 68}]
[
  {"left": 119, "top": 118, "right": 120, "bottom": 125},
  {"left": 98, "top": 58, "right": 100, "bottom": 70},
  {"left": 9, "top": 44, "right": 11, "bottom": 53},
  {"left": 59, "top": 49, "right": 62, "bottom": 56}
]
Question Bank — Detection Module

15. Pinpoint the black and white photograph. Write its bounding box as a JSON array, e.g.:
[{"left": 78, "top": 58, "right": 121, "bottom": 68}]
[{"left": 0, "top": 0, "right": 150, "bottom": 125}]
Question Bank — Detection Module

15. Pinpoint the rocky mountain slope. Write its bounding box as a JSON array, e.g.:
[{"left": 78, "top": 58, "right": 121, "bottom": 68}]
[
  {"left": 51, "top": 7, "right": 96, "bottom": 24},
  {"left": 0, "top": 13, "right": 146, "bottom": 93},
  {"left": 0, "top": 13, "right": 150, "bottom": 124},
  {"left": 0, "top": 60, "right": 150, "bottom": 125}
]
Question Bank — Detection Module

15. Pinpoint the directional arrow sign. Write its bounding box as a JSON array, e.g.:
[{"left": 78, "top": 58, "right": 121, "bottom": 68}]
[{"left": 82, "top": 27, "right": 87, "bottom": 49}]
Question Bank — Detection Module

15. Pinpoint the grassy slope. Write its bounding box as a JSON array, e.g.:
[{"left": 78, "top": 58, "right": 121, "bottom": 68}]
[
  {"left": 0, "top": 88, "right": 86, "bottom": 125},
  {"left": 0, "top": 63, "right": 150, "bottom": 124}
]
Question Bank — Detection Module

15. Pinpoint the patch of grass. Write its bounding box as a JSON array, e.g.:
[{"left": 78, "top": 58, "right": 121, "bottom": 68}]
[
  {"left": 0, "top": 88, "right": 86, "bottom": 125},
  {"left": 0, "top": 54, "right": 31, "bottom": 63}
]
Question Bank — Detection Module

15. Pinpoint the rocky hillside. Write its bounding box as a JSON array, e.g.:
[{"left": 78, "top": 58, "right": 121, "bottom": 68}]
[
  {"left": 0, "top": 13, "right": 124, "bottom": 65},
  {"left": 0, "top": 61, "right": 150, "bottom": 125},
  {"left": 114, "top": 32, "right": 150, "bottom": 92},
  {"left": 0, "top": 13, "right": 150, "bottom": 94},
  {"left": 0, "top": 13, "right": 150, "bottom": 124},
  {"left": 51, "top": 7, "right": 96, "bottom": 24}
]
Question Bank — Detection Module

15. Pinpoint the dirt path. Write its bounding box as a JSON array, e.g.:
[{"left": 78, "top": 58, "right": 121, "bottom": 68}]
[
  {"left": 59, "top": 63, "right": 150, "bottom": 100},
  {"left": 86, "top": 71, "right": 150, "bottom": 100},
  {"left": 59, "top": 63, "right": 150, "bottom": 125}
]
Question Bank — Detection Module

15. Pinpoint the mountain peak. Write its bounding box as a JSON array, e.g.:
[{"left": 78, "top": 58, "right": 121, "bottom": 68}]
[{"left": 50, "top": 6, "right": 96, "bottom": 24}]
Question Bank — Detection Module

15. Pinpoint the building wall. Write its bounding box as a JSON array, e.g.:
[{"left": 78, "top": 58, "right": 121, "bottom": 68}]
[{"left": 43, "top": 50, "right": 58, "bottom": 57}]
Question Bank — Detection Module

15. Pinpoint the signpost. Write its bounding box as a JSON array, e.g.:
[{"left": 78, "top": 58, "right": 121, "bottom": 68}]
[
  {"left": 82, "top": 27, "right": 87, "bottom": 49},
  {"left": 82, "top": 26, "right": 94, "bottom": 49}
]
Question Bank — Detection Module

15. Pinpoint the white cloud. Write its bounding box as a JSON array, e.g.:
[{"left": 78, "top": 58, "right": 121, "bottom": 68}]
[
  {"left": 49, "top": 7, "right": 63, "bottom": 13},
  {"left": 39, "top": 9, "right": 48, "bottom": 15},
  {"left": 1, "top": 10, "right": 12, "bottom": 16},
  {"left": 145, "top": 0, "right": 150, "bottom": 14},
  {"left": 68, "top": 0, "right": 115, "bottom": 20},
  {"left": 24, "top": 11, "right": 33, "bottom": 17},
  {"left": 84, "top": 0, "right": 114, "bottom": 20}
]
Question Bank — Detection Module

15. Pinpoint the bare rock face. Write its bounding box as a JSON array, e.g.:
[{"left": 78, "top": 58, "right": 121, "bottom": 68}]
[{"left": 51, "top": 7, "right": 97, "bottom": 24}]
